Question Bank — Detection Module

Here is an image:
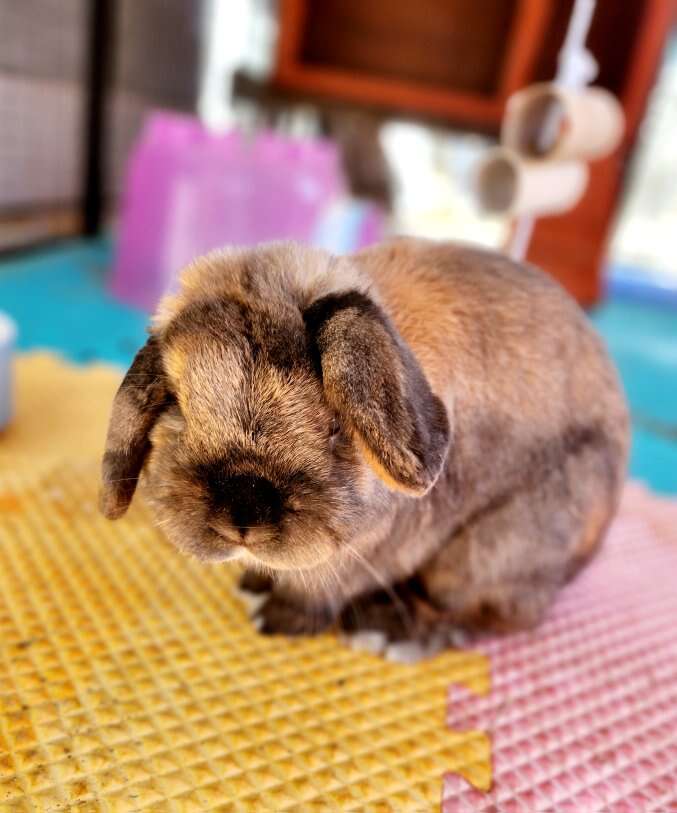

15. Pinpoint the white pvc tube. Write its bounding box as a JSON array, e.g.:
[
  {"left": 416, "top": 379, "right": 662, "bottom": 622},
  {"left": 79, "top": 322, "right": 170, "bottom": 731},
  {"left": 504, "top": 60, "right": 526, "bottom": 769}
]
[
  {"left": 502, "top": 83, "right": 625, "bottom": 162},
  {"left": 477, "top": 147, "right": 589, "bottom": 218}
]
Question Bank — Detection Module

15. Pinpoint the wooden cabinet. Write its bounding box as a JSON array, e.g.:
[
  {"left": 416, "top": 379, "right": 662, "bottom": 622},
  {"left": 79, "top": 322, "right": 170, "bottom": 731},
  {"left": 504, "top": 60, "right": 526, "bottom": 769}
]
[{"left": 273, "top": 0, "right": 676, "bottom": 304}]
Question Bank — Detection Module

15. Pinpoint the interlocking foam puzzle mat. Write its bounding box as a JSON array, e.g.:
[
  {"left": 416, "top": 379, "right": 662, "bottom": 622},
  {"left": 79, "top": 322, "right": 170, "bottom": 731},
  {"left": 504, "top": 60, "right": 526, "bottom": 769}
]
[{"left": 1, "top": 354, "right": 676, "bottom": 812}]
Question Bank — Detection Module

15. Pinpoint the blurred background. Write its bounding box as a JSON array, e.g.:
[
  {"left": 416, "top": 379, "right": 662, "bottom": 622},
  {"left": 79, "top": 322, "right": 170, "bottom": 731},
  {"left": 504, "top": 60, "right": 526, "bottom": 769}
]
[{"left": 0, "top": 0, "right": 676, "bottom": 492}]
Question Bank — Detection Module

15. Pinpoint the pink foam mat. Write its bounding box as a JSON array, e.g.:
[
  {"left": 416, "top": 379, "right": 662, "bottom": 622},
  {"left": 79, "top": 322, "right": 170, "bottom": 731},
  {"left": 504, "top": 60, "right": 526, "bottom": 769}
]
[{"left": 444, "top": 483, "right": 677, "bottom": 812}]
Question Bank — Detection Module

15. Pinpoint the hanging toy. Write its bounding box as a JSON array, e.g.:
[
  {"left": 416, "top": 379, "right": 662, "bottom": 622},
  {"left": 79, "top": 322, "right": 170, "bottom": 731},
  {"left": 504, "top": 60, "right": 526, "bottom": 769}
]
[{"left": 475, "top": 0, "right": 625, "bottom": 261}]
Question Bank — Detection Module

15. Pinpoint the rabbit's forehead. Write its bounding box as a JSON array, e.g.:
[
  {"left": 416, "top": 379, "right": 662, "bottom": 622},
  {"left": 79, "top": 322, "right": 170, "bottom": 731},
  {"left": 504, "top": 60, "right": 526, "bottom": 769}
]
[
  {"left": 173, "top": 356, "right": 329, "bottom": 464},
  {"left": 159, "top": 297, "right": 329, "bottom": 451},
  {"left": 163, "top": 296, "right": 310, "bottom": 374}
]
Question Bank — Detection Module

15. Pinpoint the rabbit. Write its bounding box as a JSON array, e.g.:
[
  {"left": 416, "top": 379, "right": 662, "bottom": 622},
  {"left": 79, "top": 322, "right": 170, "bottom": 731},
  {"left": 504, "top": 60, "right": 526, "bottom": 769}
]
[{"left": 99, "top": 238, "right": 629, "bottom": 645}]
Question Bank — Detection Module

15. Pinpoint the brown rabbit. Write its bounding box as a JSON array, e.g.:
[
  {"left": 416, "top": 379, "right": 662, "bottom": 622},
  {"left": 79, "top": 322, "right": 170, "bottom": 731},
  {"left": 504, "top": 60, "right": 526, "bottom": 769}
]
[{"left": 100, "top": 239, "right": 629, "bottom": 645}]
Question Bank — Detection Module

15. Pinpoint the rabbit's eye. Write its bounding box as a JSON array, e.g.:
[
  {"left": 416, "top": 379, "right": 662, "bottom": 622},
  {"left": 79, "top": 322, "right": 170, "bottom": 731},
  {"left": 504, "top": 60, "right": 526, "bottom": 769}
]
[
  {"left": 164, "top": 390, "right": 178, "bottom": 408},
  {"left": 329, "top": 415, "right": 341, "bottom": 440},
  {"left": 163, "top": 390, "right": 184, "bottom": 419}
]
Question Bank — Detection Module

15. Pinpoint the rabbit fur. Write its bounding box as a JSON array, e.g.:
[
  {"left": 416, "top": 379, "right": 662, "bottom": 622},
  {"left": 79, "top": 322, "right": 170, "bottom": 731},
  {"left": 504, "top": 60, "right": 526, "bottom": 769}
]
[{"left": 100, "top": 239, "right": 629, "bottom": 644}]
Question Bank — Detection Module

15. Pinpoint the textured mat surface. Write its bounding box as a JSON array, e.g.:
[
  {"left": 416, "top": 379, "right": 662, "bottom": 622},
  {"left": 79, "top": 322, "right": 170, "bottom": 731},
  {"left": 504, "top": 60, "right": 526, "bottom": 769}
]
[
  {"left": 444, "top": 483, "right": 677, "bottom": 812},
  {"left": 0, "top": 355, "right": 491, "bottom": 812}
]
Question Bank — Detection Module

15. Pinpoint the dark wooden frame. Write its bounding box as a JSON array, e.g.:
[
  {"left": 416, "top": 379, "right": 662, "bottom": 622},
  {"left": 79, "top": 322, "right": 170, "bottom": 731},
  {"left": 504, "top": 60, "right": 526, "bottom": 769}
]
[{"left": 274, "top": 0, "right": 552, "bottom": 128}]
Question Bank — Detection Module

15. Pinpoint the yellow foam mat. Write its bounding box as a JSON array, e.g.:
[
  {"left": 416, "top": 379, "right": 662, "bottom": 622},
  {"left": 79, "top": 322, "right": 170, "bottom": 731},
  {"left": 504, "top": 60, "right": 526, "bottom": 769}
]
[{"left": 0, "top": 355, "right": 491, "bottom": 812}]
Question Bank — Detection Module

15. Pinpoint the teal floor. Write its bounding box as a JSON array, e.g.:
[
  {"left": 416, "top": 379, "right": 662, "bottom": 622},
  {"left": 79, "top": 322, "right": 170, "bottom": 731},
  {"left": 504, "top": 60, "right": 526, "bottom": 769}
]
[{"left": 1, "top": 239, "right": 676, "bottom": 494}]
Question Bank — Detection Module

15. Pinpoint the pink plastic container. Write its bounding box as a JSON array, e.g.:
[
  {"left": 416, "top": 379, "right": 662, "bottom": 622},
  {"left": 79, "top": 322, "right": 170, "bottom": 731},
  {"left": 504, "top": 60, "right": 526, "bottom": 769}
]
[{"left": 110, "top": 112, "right": 382, "bottom": 311}]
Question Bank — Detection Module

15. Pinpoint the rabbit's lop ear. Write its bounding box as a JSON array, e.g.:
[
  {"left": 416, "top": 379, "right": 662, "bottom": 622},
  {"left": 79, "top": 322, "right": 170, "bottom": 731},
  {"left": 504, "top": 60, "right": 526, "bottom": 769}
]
[
  {"left": 100, "top": 336, "right": 169, "bottom": 519},
  {"left": 304, "top": 291, "right": 450, "bottom": 495}
]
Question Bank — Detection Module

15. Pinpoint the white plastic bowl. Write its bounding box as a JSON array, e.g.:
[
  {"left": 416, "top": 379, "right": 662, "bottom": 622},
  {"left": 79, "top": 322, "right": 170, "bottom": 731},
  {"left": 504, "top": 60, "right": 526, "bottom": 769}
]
[{"left": 0, "top": 311, "right": 17, "bottom": 431}]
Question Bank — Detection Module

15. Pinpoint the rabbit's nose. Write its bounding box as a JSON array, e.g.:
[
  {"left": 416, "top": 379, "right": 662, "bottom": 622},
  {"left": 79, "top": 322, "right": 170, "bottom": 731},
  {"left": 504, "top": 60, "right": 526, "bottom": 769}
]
[{"left": 211, "top": 473, "right": 283, "bottom": 531}]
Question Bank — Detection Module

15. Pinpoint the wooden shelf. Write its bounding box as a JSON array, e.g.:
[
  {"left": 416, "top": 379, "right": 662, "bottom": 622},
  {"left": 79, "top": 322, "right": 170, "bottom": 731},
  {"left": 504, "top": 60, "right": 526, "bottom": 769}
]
[{"left": 274, "top": 0, "right": 551, "bottom": 131}]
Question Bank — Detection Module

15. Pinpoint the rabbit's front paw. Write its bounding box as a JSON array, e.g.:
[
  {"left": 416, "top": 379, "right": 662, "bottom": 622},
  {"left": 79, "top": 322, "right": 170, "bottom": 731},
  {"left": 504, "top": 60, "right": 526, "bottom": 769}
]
[
  {"left": 256, "top": 593, "right": 334, "bottom": 636},
  {"left": 238, "top": 569, "right": 273, "bottom": 594}
]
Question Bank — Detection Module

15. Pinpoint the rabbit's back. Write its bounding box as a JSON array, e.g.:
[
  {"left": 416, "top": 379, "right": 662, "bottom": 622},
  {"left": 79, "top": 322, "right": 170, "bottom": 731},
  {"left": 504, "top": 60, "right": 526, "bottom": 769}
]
[{"left": 356, "top": 238, "right": 628, "bottom": 463}]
